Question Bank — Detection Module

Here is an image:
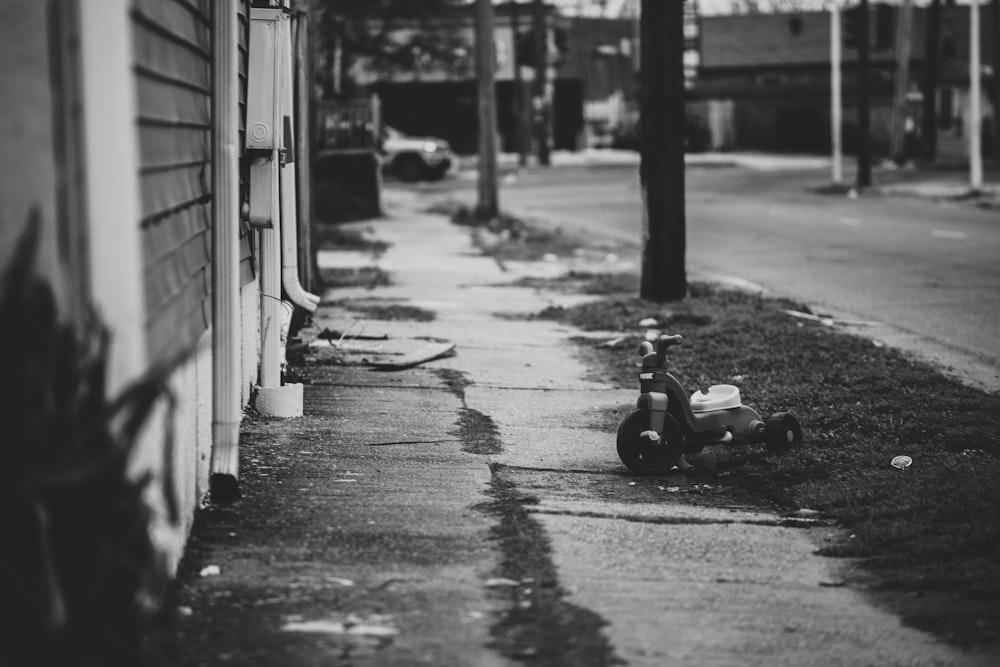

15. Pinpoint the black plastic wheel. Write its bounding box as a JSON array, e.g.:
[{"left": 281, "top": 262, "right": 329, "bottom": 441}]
[
  {"left": 616, "top": 410, "right": 683, "bottom": 476},
  {"left": 395, "top": 154, "right": 426, "bottom": 182},
  {"left": 764, "top": 412, "right": 802, "bottom": 454}
]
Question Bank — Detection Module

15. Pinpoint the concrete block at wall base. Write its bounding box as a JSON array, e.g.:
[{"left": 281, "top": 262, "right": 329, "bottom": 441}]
[{"left": 254, "top": 383, "right": 304, "bottom": 418}]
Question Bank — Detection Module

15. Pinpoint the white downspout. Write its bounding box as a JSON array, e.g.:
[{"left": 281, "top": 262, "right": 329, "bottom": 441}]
[
  {"left": 210, "top": 0, "right": 242, "bottom": 499},
  {"left": 279, "top": 16, "right": 319, "bottom": 314}
]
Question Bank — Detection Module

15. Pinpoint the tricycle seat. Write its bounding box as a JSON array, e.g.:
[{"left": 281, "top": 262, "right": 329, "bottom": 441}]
[{"left": 689, "top": 384, "right": 741, "bottom": 413}]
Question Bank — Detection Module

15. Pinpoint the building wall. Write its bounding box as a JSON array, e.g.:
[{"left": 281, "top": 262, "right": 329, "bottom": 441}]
[
  {"left": 132, "top": 0, "right": 214, "bottom": 365},
  {"left": 1, "top": 0, "right": 263, "bottom": 573}
]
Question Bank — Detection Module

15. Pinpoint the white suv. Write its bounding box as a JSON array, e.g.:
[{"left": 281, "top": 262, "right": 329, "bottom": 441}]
[{"left": 380, "top": 126, "right": 457, "bottom": 182}]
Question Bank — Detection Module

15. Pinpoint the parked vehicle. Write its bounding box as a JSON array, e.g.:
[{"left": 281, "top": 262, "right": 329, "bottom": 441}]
[{"left": 380, "top": 126, "right": 456, "bottom": 182}]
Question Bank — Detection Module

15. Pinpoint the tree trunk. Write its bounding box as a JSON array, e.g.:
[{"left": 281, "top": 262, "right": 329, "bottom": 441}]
[{"left": 639, "top": 0, "right": 686, "bottom": 302}]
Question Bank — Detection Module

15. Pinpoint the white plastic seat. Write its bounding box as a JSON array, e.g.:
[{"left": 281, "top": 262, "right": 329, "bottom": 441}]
[{"left": 689, "top": 384, "right": 742, "bottom": 413}]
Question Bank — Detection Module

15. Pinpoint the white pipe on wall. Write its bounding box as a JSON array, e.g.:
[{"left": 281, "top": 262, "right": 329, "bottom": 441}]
[
  {"left": 279, "top": 16, "right": 319, "bottom": 313},
  {"left": 258, "top": 10, "right": 286, "bottom": 390},
  {"left": 281, "top": 164, "right": 319, "bottom": 313},
  {"left": 259, "top": 156, "right": 283, "bottom": 389},
  {"left": 210, "top": 0, "right": 242, "bottom": 496}
]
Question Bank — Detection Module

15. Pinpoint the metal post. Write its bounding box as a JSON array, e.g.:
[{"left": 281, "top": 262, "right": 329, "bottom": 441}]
[
  {"left": 831, "top": 6, "right": 843, "bottom": 185},
  {"left": 970, "top": 0, "right": 983, "bottom": 190}
]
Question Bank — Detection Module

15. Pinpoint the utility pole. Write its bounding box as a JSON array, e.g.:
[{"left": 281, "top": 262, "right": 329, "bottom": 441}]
[
  {"left": 969, "top": 0, "right": 983, "bottom": 190},
  {"left": 532, "top": 0, "right": 551, "bottom": 166},
  {"left": 922, "top": 0, "right": 942, "bottom": 161},
  {"left": 831, "top": 5, "right": 843, "bottom": 185},
  {"left": 993, "top": 0, "right": 1000, "bottom": 163},
  {"left": 639, "top": 0, "right": 686, "bottom": 302},
  {"left": 856, "top": 0, "right": 872, "bottom": 188},
  {"left": 889, "top": 0, "right": 914, "bottom": 164},
  {"left": 475, "top": 0, "right": 499, "bottom": 219}
]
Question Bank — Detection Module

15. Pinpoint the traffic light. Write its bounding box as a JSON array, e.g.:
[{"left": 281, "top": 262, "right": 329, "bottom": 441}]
[{"left": 842, "top": 4, "right": 863, "bottom": 50}]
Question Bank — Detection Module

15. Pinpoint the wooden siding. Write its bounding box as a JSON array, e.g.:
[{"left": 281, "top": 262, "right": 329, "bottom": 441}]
[{"left": 133, "top": 0, "right": 213, "bottom": 363}]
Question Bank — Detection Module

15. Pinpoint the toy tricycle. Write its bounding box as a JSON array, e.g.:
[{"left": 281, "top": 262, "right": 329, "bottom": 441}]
[{"left": 616, "top": 334, "right": 802, "bottom": 476}]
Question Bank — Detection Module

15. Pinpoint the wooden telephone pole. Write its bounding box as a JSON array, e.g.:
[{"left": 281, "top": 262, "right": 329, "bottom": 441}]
[
  {"left": 475, "top": 0, "right": 499, "bottom": 219},
  {"left": 639, "top": 0, "right": 686, "bottom": 302}
]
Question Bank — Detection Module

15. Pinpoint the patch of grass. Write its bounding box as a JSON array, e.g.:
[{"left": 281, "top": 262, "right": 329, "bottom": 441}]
[
  {"left": 331, "top": 300, "right": 435, "bottom": 322},
  {"left": 435, "top": 200, "right": 584, "bottom": 263},
  {"left": 318, "top": 266, "right": 391, "bottom": 290},
  {"left": 509, "top": 271, "right": 639, "bottom": 295},
  {"left": 530, "top": 273, "right": 1000, "bottom": 647},
  {"left": 313, "top": 225, "right": 389, "bottom": 253}
]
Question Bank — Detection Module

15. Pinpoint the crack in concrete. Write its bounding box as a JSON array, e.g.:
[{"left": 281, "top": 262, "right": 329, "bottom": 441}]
[
  {"left": 528, "top": 507, "right": 823, "bottom": 529},
  {"left": 364, "top": 439, "right": 460, "bottom": 447}
]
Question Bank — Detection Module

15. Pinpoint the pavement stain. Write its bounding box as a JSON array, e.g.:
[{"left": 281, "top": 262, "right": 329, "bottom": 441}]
[
  {"left": 477, "top": 466, "right": 624, "bottom": 667},
  {"left": 432, "top": 367, "right": 504, "bottom": 455}
]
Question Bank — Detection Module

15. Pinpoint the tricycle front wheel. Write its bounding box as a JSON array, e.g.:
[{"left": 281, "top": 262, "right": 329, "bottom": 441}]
[{"left": 617, "top": 410, "right": 683, "bottom": 476}]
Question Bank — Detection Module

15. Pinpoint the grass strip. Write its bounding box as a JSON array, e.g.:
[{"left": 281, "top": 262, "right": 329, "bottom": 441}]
[{"left": 528, "top": 273, "right": 1000, "bottom": 647}]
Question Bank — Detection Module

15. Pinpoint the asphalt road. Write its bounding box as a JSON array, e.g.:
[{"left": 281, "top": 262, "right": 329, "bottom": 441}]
[{"left": 426, "top": 163, "right": 1000, "bottom": 390}]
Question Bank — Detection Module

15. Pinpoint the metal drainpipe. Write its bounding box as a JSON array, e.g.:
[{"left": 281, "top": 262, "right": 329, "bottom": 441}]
[
  {"left": 259, "top": 10, "right": 286, "bottom": 391},
  {"left": 280, "top": 15, "right": 319, "bottom": 314},
  {"left": 210, "top": 0, "right": 242, "bottom": 499}
]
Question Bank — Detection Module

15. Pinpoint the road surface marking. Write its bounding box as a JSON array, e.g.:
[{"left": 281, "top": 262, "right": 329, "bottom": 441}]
[
  {"left": 838, "top": 217, "right": 861, "bottom": 227},
  {"left": 932, "top": 229, "right": 967, "bottom": 240}
]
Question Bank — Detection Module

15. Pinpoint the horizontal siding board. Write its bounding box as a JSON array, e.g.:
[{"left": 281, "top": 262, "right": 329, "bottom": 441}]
[
  {"left": 144, "top": 226, "right": 210, "bottom": 317},
  {"left": 134, "top": 0, "right": 215, "bottom": 363},
  {"left": 139, "top": 164, "right": 209, "bottom": 221},
  {"left": 146, "top": 265, "right": 211, "bottom": 361},
  {"left": 133, "top": 23, "right": 211, "bottom": 89},
  {"left": 141, "top": 202, "right": 209, "bottom": 265},
  {"left": 133, "top": 0, "right": 210, "bottom": 54},
  {"left": 136, "top": 76, "right": 211, "bottom": 126},
  {"left": 139, "top": 125, "right": 210, "bottom": 171}
]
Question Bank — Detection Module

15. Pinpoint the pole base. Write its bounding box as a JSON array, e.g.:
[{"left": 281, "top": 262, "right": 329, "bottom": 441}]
[{"left": 254, "top": 383, "right": 304, "bottom": 418}]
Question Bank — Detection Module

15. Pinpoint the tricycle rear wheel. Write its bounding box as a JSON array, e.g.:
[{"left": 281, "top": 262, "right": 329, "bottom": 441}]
[
  {"left": 764, "top": 412, "right": 802, "bottom": 454},
  {"left": 617, "top": 410, "right": 683, "bottom": 476}
]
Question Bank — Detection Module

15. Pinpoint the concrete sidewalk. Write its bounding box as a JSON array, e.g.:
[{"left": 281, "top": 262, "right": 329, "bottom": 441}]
[{"left": 149, "top": 190, "right": 999, "bottom": 666}]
